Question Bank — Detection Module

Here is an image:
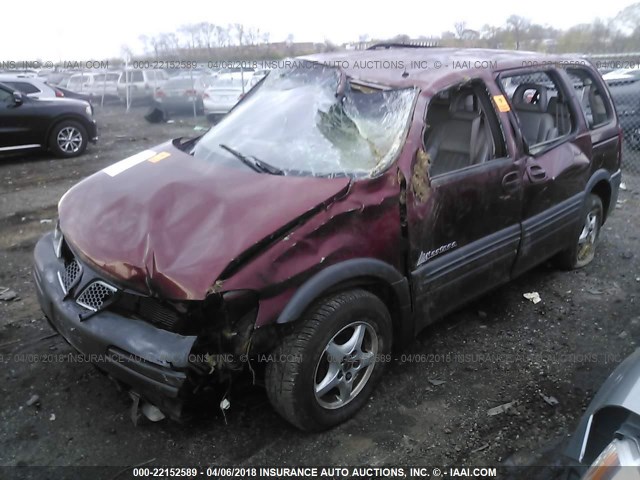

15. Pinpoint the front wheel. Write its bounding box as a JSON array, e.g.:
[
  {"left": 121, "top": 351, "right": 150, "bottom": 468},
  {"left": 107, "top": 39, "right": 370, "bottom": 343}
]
[
  {"left": 49, "top": 120, "right": 88, "bottom": 158},
  {"left": 556, "top": 193, "right": 603, "bottom": 269},
  {"left": 265, "top": 289, "right": 392, "bottom": 431}
]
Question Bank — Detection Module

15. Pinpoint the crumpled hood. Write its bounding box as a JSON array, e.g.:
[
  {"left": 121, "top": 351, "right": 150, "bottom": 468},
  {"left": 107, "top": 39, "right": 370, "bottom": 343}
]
[{"left": 59, "top": 142, "right": 350, "bottom": 299}]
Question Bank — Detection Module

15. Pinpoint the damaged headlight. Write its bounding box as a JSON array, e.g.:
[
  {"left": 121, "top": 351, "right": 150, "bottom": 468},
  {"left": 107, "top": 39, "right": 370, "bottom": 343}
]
[
  {"left": 583, "top": 437, "right": 640, "bottom": 480},
  {"left": 53, "top": 220, "right": 64, "bottom": 258}
]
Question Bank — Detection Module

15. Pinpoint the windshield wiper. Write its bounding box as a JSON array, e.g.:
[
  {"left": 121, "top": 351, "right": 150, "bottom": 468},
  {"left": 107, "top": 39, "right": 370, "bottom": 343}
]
[{"left": 219, "top": 144, "right": 284, "bottom": 175}]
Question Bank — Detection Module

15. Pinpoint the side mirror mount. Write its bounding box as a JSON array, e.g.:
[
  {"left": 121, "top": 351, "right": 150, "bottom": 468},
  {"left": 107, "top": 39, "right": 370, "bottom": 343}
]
[{"left": 12, "top": 91, "right": 23, "bottom": 106}]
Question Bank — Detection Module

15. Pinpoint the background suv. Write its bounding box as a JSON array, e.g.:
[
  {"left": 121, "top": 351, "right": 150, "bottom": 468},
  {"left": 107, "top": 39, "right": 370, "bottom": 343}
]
[
  {"left": 117, "top": 69, "right": 168, "bottom": 103},
  {"left": 0, "top": 82, "right": 97, "bottom": 157}
]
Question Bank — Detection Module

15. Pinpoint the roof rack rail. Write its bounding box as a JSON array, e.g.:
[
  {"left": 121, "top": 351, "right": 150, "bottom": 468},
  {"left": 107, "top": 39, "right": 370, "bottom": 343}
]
[{"left": 367, "top": 42, "right": 440, "bottom": 50}]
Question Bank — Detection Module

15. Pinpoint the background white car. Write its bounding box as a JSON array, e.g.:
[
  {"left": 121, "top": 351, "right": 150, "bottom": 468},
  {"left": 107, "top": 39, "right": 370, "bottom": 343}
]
[
  {"left": 203, "top": 71, "right": 253, "bottom": 117},
  {"left": 0, "top": 75, "right": 63, "bottom": 98},
  {"left": 67, "top": 72, "right": 121, "bottom": 98}
]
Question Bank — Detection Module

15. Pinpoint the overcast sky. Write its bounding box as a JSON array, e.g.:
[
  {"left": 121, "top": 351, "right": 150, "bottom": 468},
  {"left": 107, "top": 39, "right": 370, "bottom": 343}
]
[{"left": 3, "top": 0, "right": 636, "bottom": 60}]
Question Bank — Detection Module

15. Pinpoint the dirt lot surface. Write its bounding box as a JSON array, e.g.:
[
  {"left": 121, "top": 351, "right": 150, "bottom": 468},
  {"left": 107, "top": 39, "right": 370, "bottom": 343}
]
[{"left": 0, "top": 106, "right": 639, "bottom": 476}]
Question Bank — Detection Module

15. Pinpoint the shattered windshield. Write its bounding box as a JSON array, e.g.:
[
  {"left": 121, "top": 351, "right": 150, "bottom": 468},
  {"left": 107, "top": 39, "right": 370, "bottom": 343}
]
[{"left": 192, "top": 61, "right": 417, "bottom": 178}]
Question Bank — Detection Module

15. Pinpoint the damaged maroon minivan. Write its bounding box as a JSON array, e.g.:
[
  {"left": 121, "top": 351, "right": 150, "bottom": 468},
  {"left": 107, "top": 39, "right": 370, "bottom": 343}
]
[{"left": 34, "top": 46, "right": 622, "bottom": 431}]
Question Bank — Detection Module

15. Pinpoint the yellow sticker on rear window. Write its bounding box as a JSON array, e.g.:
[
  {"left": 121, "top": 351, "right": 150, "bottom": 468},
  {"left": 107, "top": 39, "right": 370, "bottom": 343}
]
[
  {"left": 493, "top": 95, "right": 511, "bottom": 112},
  {"left": 148, "top": 152, "right": 171, "bottom": 163}
]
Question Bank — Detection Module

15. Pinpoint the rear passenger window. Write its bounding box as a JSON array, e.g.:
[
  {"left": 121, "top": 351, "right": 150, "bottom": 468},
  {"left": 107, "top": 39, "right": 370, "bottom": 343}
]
[
  {"left": 423, "top": 81, "right": 507, "bottom": 177},
  {"left": 0, "top": 88, "right": 13, "bottom": 103},
  {"left": 499, "top": 71, "right": 574, "bottom": 151},
  {"left": 565, "top": 67, "right": 614, "bottom": 129},
  {"left": 4, "top": 81, "right": 40, "bottom": 94}
]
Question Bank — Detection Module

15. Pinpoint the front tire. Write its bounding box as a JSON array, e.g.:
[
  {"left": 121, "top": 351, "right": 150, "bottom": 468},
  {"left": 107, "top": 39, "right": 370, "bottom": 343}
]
[
  {"left": 265, "top": 289, "right": 392, "bottom": 431},
  {"left": 557, "top": 193, "right": 603, "bottom": 269},
  {"left": 49, "top": 120, "right": 88, "bottom": 158}
]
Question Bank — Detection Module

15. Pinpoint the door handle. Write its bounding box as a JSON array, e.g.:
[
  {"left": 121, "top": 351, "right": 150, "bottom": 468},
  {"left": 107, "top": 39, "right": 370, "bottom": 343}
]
[
  {"left": 526, "top": 164, "right": 547, "bottom": 183},
  {"left": 502, "top": 171, "right": 520, "bottom": 192}
]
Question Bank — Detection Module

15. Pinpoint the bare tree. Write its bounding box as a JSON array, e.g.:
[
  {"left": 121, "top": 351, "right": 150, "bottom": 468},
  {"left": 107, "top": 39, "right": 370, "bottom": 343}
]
[
  {"left": 480, "top": 24, "right": 502, "bottom": 48},
  {"left": 121, "top": 44, "right": 133, "bottom": 61},
  {"left": 506, "top": 15, "right": 530, "bottom": 49},
  {"left": 149, "top": 36, "right": 161, "bottom": 58},
  {"left": 197, "top": 22, "right": 217, "bottom": 51},
  {"left": 234, "top": 23, "right": 246, "bottom": 48},
  {"left": 215, "top": 25, "right": 229, "bottom": 47},
  {"left": 613, "top": 2, "right": 640, "bottom": 33},
  {"left": 180, "top": 24, "right": 201, "bottom": 50},
  {"left": 138, "top": 35, "right": 150, "bottom": 55},
  {"left": 454, "top": 21, "right": 467, "bottom": 40},
  {"left": 246, "top": 26, "right": 261, "bottom": 46}
]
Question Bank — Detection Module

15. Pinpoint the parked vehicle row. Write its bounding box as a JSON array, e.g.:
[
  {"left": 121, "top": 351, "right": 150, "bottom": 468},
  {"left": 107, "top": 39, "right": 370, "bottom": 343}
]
[{"left": 32, "top": 47, "right": 621, "bottom": 432}]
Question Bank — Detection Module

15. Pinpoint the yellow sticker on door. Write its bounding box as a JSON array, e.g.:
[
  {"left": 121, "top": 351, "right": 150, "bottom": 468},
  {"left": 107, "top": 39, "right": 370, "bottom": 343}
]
[
  {"left": 148, "top": 152, "right": 171, "bottom": 163},
  {"left": 493, "top": 95, "right": 511, "bottom": 112}
]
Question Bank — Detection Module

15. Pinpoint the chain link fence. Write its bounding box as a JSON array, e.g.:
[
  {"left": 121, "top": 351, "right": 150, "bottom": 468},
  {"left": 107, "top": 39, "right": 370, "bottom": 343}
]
[{"left": 587, "top": 53, "right": 640, "bottom": 181}]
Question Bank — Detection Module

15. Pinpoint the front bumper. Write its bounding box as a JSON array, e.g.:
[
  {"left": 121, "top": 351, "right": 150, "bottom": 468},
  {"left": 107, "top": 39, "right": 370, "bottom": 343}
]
[
  {"left": 33, "top": 232, "right": 197, "bottom": 418},
  {"left": 88, "top": 119, "right": 98, "bottom": 143}
]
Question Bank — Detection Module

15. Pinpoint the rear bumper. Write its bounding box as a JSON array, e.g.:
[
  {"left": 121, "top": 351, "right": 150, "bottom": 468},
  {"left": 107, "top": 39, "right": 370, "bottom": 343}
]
[
  {"left": 32, "top": 233, "right": 197, "bottom": 417},
  {"left": 203, "top": 99, "right": 236, "bottom": 114}
]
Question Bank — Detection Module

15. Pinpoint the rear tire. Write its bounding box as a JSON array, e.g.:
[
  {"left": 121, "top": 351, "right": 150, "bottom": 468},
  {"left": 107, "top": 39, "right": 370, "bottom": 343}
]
[
  {"left": 49, "top": 120, "right": 88, "bottom": 158},
  {"left": 265, "top": 289, "right": 392, "bottom": 431},
  {"left": 556, "top": 193, "right": 603, "bottom": 269}
]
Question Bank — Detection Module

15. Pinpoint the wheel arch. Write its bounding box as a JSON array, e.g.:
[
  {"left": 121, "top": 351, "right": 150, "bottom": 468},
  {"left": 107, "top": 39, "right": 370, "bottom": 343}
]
[
  {"left": 585, "top": 169, "right": 613, "bottom": 223},
  {"left": 275, "top": 258, "right": 413, "bottom": 346},
  {"left": 45, "top": 114, "right": 92, "bottom": 149}
]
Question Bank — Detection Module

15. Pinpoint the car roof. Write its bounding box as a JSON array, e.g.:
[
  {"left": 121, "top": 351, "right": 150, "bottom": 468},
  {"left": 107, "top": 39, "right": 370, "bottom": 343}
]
[
  {"left": 302, "top": 47, "right": 587, "bottom": 90},
  {"left": 0, "top": 75, "right": 49, "bottom": 85},
  {"left": 69, "top": 72, "right": 97, "bottom": 78}
]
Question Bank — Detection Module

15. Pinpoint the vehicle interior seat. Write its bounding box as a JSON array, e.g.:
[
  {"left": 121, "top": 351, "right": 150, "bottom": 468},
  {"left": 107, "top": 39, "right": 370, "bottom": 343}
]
[
  {"left": 512, "top": 83, "right": 558, "bottom": 145},
  {"left": 425, "top": 91, "right": 493, "bottom": 176},
  {"left": 546, "top": 96, "right": 572, "bottom": 136},
  {"left": 588, "top": 85, "right": 608, "bottom": 126}
]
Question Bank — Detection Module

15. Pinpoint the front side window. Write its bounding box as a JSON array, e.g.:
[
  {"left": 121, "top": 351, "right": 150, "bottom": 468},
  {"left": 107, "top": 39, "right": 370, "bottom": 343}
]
[
  {"left": 4, "top": 81, "right": 40, "bottom": 94},
  {"left": 0, "top": 87, "right": 13, "bottom": 103},
  {"left": 422, "top": 81, "right": 507, "bottom": 177},
  {"left": 193, "top": 62, "right": 417, "bottom": 178},
  {"left": 499, "top": 70, "right": 575, "bottom": 152}
]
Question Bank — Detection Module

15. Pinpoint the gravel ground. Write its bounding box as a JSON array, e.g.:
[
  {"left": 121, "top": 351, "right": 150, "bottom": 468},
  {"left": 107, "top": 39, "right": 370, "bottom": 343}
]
[{"left": 0, "top": 106, "right": 639, "bottom": 477}]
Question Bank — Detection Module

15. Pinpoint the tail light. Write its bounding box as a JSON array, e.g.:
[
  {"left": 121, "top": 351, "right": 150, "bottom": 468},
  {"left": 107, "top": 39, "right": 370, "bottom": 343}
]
[
  {"left": 155, "top": 88, "right": 165, "bottom": 98},
  {"left": 55, "top": 88, "right": 64, "bottom": 98},
  {"left": 185, "top": 89, "right": 196, "bottom": 96},
  {"left": 203, "top": 92, "right": 209, "bottom": 99}
]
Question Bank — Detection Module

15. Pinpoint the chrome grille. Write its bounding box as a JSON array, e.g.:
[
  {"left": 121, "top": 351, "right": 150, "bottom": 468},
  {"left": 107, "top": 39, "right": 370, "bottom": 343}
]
[
  {"left": 58, "top": 259, "right": 81, "bottom": 294},
  {"left": 76, "top": 281, "right": 117, "bottom": 311}
]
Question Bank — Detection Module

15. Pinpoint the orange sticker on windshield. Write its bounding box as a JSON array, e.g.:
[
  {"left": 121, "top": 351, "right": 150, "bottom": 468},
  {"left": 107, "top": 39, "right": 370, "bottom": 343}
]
[
  {"left": 148, "top": 152, "right": 171, "bottom": 163},
  {"left": 493, "top": 95, "right": 511, "bottom": 112}
]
